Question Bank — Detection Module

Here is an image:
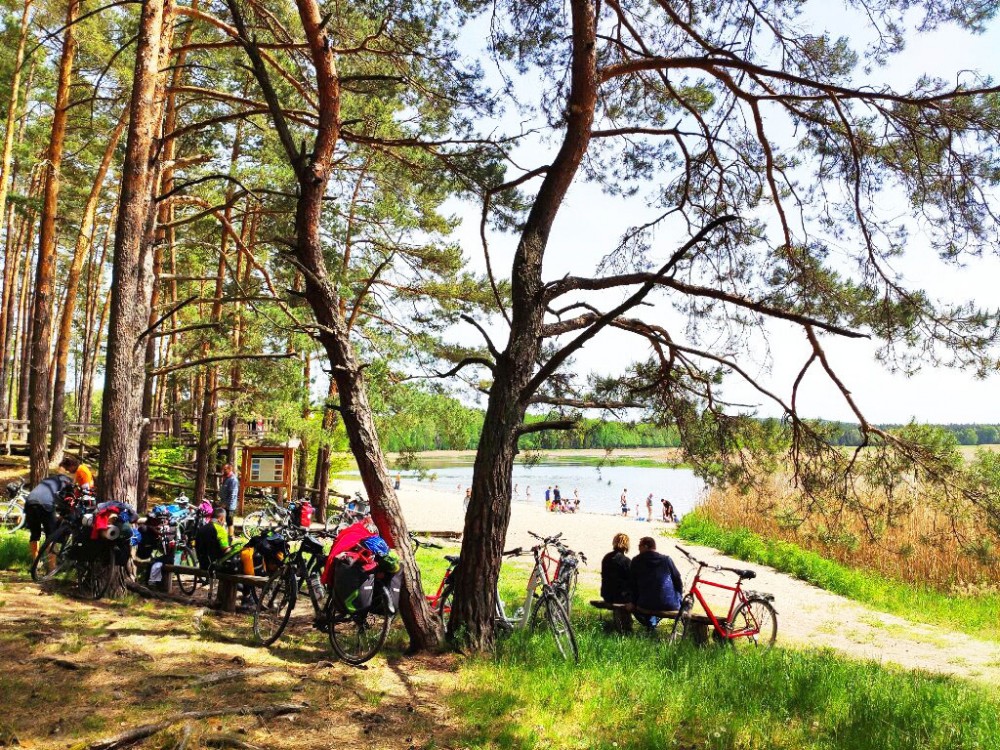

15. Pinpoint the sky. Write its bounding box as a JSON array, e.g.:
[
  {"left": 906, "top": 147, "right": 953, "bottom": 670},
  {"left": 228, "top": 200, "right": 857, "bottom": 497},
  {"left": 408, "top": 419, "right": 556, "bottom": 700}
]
[{"left": 441, "top": 2, "right": 1000, "bottom": 425}]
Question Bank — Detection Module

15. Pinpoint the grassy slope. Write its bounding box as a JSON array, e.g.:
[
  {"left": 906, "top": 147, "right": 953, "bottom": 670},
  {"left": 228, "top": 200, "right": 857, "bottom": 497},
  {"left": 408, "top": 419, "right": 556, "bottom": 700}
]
[
  {"left": 675, "top": 512, "right": 1000, "bottom": 641},
  {"left": 412, "top": 547, "right": 1000, "bottom": 750}
]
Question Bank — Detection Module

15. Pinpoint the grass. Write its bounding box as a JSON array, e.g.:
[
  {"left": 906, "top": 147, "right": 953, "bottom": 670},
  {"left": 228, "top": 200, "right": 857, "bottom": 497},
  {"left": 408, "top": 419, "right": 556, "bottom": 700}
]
[
  {"left": 676, "top": 512, "right": 1000, "bottom": 641},
  {"left": 453, "top": 623, "right": 1000, "bottom": 750},
  {"left": 0, "top": 531, "right": 31, "bottom": 570}
]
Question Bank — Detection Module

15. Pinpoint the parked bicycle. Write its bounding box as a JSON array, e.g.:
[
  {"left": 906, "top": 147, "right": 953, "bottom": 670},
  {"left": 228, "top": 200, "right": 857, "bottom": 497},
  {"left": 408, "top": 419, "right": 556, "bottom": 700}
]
[
  {"left": 434, "top": 539, "right": 579, "bottom": 661},
  {"left": 252, "top": 526, "right": 398, "bottom": 665},
  {"left": 670, "top": 545, "right": 777, "bottom": 649},
  {"left": 0, "top": 480, "right": 27, "bottom": 534},
  {"left": 528, "top": 531, "right": 586, "bottom": 616},
  {"left": 31, "top": 493, "right": 129, "bottom": 600}
]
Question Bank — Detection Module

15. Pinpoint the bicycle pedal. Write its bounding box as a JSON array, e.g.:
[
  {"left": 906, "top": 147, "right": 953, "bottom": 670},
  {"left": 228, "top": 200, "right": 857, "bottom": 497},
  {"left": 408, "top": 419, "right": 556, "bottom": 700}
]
[{"left": 312, "top": 618, "right": 329, "bottom": 633}]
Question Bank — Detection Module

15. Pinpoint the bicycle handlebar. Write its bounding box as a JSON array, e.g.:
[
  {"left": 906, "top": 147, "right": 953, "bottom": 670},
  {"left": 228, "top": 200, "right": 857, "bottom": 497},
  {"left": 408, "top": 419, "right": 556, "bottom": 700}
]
[
  {"left": 675, "top": 544, "right": 752, "bottom": 578},
  {"left": 503, "top": 547, "right": 523, "bottom": 557},
  {"left": 528, "top": 530, "right": 563, "bottom": 544}
]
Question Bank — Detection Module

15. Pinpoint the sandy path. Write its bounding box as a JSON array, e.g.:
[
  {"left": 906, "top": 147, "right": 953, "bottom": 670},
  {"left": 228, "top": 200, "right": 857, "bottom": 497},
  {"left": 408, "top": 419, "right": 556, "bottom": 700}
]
[{"left": 337, "top": 478, "right": 1000, "bottom": 685}]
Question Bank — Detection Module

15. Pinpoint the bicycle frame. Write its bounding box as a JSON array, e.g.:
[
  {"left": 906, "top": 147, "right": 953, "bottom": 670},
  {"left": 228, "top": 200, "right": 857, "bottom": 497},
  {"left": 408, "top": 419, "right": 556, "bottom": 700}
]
[{"left": 685, "top": 563, "right": 751, "bottom": 640}]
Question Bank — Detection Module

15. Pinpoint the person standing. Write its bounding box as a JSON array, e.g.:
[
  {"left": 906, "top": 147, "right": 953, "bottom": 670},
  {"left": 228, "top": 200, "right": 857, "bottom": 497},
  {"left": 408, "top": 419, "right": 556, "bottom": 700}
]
[
  {"left": 646, "top": 493, "right": 653, "bottom": 522},
  {"left": 394, "top": 473, "right": 401, "bottom": 490},
  {"left": 545, "top": 486, "right": 552, "bottom": 511},
  {"left": 463, "top": 487, "right": 471, "bottom": 512},
  {"left": 219, "top": 463, "right": 240, "bottom": 538},
  {"left": 620, "top": 488, "right": 628, "bottom": 516},
  {"left": 60, "top": 455, "right": 93, "bottom": 490},
  {"left": 661, "top": 498, "right": 674, "bottom": 522},
  {"left": 24, "top": 473, "right": 73, "bottom": 559}
]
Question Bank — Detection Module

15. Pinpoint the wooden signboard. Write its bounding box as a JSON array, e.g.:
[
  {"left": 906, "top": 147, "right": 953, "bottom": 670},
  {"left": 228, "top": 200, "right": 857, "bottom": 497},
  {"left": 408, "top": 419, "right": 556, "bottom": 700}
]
[{"left": 238, "top": 445, "right": 294, "bottom": 513}]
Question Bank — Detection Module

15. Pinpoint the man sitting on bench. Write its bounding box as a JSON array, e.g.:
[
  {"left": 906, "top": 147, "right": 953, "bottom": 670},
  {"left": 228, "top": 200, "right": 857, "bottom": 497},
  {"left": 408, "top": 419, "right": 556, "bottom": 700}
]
[
  {"left": 196, "top": 507, "right": 234, "bottom": 569},
  {"left": 627, "top": 536, "right": 683, "bottom": 629}
]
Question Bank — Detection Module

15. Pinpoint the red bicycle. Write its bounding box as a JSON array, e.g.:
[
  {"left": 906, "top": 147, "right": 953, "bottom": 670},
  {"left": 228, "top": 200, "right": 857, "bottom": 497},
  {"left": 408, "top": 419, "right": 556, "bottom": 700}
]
[
  {"left": 670, "top": 545, "right": 777, "bottom": 649},
  {"left": 527, "top": 531, "right": 586, "bottom": 616}
]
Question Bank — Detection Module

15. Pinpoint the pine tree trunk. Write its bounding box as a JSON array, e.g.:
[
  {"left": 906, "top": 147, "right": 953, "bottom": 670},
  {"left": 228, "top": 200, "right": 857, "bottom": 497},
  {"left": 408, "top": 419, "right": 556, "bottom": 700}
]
[
  {"left": 27, "top": 0, "right": 78, "bottom": 484},
  {"left": 50, "top": 108, "right": 127, "bottom": 466},
  {"left": 98, "top": 0, "right": 175, "bottom": 505},
  {"left": 447, "top": 0, "right": 599, "bottom": 650},
  {"left": 16, "top": 221, "right": 36, "bottom": 421}
]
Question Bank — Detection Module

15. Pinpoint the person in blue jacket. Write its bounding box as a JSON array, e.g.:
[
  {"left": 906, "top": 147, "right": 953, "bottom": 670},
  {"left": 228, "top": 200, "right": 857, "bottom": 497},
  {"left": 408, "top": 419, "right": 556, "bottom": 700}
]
[{"left": 627, "top": 536, "right": 684, "bottom": 628}]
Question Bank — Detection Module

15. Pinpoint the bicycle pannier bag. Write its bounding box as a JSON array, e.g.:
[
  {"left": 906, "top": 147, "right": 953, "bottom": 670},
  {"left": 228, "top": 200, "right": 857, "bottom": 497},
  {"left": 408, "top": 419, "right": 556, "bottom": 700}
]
[
  {"left": 333, "top": 557, "right": 374, "bottom": 613},
  {"left": 372, "top": 570, "right": 403, "bottom": 616}
]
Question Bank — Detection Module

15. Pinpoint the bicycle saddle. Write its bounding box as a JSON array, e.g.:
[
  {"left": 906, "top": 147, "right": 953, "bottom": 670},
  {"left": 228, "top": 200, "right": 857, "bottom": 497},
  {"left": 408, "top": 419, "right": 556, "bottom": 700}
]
[
  {"left": 445, "top": 554, "right": 461, "bottom": 563},
  {"left": 737, "top": 569, "right": 756, "bottom": 580}
]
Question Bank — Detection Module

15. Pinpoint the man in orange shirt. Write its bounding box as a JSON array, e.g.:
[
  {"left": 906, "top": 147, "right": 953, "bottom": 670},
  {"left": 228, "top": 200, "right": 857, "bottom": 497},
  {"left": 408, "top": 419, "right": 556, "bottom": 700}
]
[{"left": 60, "top": 455, "right": 94, "bottom": 489}]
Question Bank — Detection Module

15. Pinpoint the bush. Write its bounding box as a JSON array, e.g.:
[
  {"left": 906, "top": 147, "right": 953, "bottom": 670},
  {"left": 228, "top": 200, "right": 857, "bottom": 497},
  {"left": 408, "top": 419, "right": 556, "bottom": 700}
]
[{"left": 0, "top": 532, "right": 32, "bottom": 570}]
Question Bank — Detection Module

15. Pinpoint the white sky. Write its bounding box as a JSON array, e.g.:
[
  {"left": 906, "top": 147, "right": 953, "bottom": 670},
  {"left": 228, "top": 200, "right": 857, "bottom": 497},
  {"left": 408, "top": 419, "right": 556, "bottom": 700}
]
[{"left": 442, "top": 3, "right": 1000, "bottom": 424}]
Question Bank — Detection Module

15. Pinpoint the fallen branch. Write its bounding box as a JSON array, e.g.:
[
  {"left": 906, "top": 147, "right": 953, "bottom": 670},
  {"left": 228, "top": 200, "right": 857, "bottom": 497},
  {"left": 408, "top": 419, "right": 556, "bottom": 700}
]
[
  {"left": 192, "top": 667, "right": 280, "bottom": 686},
  {"left": 80, "top": 703, "right": 305, "bottom": 750}
]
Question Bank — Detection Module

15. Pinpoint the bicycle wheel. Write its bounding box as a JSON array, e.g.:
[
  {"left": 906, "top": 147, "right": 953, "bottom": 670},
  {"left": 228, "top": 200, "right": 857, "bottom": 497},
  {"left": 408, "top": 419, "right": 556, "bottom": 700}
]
[
  {"left": 555, "top": 567, "right": 579, "bottom": 617},
  {"left": 78, "top": 546, "right": 115, "bottom": 600},
  {"left": 176, "top": 546, "right": 199, "bottom": 596},
  {"left": 726, "top": 597, "right": 777, "bottom": 650},
  {"left": 437, "top": 585, "right": 454, "bottom": 629},
  {"left": 0, "top": 502, "right": 24, "bottom": 534},
  {"left": 241, "top": 511, "right": 266, "bottom": 539},
  {"left": 253, "top": 568, "right": 297, "bottom": 646},
  {"left": 530, "top": 593, "right": 579, "bottom": 662},
  {"left": 328, "top": 602, "right": 391, "bottom": 666},
  {"left": 31, "top": 528, "right": 72, "bottom": 582},
  {"left": 668, "top": 594, "right": 694, "bottom": 644}
]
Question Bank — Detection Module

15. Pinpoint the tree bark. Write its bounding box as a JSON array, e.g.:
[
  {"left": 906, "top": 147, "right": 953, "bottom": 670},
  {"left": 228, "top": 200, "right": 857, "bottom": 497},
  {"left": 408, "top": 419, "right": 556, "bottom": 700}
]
[
  {"left": 230, "top": 0, "right": 442, "bottom": 650},
  {"left": 50, "top": 108, "right": 128, "bottom": 466},
  {"left": 447, "top": 0, "right": 599, "bottom": 650},
  {"left": 27, "top": 0, "right": 78, "bottom": 484},
  {"left": 15, "top": 207, "right": 37, "bottom": 421},
  {"left": 79, "top": 204, "right": 116, "bottom": 426},
  {"left": 98, "top": 0, "right": 175, "bottom": 505},
  {"left": 0, "top": 0, "right": 33, "bottom": 396}
]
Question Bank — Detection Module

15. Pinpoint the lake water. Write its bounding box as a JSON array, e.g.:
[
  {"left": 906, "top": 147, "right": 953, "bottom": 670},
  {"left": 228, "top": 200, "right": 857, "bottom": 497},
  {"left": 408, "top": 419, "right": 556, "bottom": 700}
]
[{"left": 391, "top": 461, "right": 707, "bottom": 519}]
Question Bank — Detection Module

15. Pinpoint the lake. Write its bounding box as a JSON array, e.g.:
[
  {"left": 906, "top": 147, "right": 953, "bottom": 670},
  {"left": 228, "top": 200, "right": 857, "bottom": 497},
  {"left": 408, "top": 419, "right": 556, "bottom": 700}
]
[{"left": 386, "top": 460, "right": 707, "bottom": 518}]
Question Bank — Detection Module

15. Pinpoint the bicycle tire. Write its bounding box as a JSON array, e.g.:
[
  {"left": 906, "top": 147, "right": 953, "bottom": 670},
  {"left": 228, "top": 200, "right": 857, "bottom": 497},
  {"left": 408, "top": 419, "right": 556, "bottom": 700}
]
[
  {"left": 78, "top": 545, "right": 116, "bottom": 600},
  {"left": 668, "top": 594, "right": 694, "bottom": 644},
  {"left": 437, "top": 585, "right": 454, "bottom": 629},
  {"left": 530, "top": 593, "right": 579, "bottom": 662},
  {"left": 176, "top": 546, "right": 199, "bottom": 595},
  {"left": 328, "top": 597, "right": 391, "bottom": 666},
  {"left": 726, "top": 597, "right": 777, "bottom": 650},
  {"left": 555, "top": 567, "right": 579, "bottom": 617},
  {"left": 0, "top": 501, "right": 25, "bottom": 534},
  {"left": 31, "top": 527, "right": 72, "bottom": 582},
  {"left": 253, "top": 568, "right": 297, "bottom": 646},
  {"left": 241, "top": 511, "right": 266, "bottom": 539}
]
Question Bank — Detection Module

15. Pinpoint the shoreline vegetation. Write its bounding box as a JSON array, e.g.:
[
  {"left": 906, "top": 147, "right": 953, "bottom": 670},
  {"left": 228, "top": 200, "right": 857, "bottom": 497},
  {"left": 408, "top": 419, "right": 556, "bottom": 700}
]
[{"left": 678, "top": 511, "right": 1000, "bottom": 641}]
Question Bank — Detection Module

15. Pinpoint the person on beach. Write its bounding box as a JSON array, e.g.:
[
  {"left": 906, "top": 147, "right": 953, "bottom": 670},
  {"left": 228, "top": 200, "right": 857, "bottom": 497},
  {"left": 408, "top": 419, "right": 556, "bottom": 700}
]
[
  {"left": 394, "top": 474, "right": 401, "bottom": 490},
  {"left": 463, "top": 487, "right": 471, "bottom": 511},
  {"left": 620, "top": 489, "right": 628, "bottom": 516},
  {"left": 525, "top": 485, "right": 531, "bottom": 501},
  {"left": 513, "top": 483, "right": 519, "bottom": 497},
  {"left": 661, "top": 498, "right": 674, "bottom": 522},
  {"left": 545, "top": 486, "right": 552, "bottom": 511},
  {"left": 601, "top": 533, "right": 633, "bottom": 633},
  {"left": 627, "top": 536, "right": 684, "bottom": 629},
  {"left": 646, "top": 493, "right": 653, "bottom": 522}
]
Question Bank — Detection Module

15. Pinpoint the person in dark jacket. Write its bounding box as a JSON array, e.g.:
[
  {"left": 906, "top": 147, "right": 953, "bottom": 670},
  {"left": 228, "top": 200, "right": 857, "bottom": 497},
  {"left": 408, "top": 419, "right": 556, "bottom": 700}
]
[
  {"left": 25, "top": 474, "right": 73, "bottom": 558},
  {"left": 195, "top": 507, "right": 233, "bottom": 570},
  {"left": 627, "top": 536, "right": 684, "bottom": 628},
  {"left": 600, "top": 533, "right": 632, "bottom": 633}
]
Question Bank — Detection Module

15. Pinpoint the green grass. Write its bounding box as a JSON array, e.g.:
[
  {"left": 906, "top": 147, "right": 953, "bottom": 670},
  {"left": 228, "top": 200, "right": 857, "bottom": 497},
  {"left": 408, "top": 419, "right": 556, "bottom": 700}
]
[
  {"left": 676, "top": 512, "right": 1000, "bottom": 641},
  {"left": 453, "top": 624, "right": 1000, "bottom": 749},
  {"left": 0, "top": 532, "right": 31, "bottom": 571}
]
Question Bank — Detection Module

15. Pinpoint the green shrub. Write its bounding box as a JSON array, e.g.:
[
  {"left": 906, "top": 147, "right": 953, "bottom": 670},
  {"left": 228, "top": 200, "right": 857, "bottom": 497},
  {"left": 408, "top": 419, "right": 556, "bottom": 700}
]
[{"left": 0, "top": 532, "right": 31, "bottom": 570}]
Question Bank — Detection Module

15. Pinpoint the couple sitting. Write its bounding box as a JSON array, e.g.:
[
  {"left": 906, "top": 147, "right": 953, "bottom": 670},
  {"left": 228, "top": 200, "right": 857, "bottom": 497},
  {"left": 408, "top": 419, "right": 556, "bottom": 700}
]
[{"left": 601, "top": 533, "right": 683, "bottom": 631}]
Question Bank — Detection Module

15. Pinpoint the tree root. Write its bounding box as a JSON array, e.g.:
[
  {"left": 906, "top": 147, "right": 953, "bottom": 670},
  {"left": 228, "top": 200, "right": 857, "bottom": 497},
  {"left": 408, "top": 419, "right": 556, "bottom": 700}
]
[{"left": 77, "top": 703, "right": 305, "bottom": 750}]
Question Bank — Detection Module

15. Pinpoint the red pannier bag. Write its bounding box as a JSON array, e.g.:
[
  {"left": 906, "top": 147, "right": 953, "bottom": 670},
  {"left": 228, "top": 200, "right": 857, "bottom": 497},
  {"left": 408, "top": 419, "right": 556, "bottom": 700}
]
[{"left": 321, "top": 521, "right": 377, "bottom": 587}]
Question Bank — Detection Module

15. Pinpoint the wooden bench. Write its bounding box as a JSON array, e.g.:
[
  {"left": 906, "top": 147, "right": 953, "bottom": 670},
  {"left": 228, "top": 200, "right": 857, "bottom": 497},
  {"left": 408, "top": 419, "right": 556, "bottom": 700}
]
[
  {"left": 160, "top": 563, "right": 269, "bottom": 612},
  {"left": 590, "top": 600, "right": 716, "bottom": 644}
]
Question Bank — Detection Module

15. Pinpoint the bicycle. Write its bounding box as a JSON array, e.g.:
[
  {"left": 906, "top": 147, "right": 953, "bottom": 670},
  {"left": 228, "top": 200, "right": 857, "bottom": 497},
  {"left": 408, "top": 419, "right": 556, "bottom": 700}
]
[
  {"left": 252, "top": 527, "right": 397, "bottom": 665},
  {"left": 670, "top": 545, "right": 777, "bottom": 649},
  {"left": 31, "top": 495, "right": 118, "bottom": 600},
  {"left": 527, "top": 531, "right": 586, "bottom": 617},
  {"left": 0, "top": 480, "right": 27, "bottom": 534},
  {"left": 435, "top": 541, "right": 579, "bottom": 661}
]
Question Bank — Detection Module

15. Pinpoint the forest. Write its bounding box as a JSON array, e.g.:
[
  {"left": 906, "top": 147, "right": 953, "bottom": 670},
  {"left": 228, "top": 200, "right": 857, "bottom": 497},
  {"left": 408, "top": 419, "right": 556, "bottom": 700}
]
[{"left": 2, "top": 0, "right": 1000, "bottom": 658}]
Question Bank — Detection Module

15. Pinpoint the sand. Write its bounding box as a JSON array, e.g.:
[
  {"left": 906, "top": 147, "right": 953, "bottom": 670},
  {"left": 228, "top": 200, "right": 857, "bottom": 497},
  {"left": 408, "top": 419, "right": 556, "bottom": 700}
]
[{"left": 334, "top": 477, "right": 1000, "bottom": 685}]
